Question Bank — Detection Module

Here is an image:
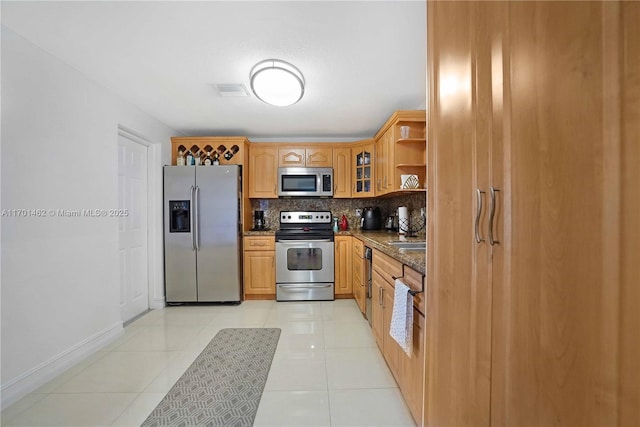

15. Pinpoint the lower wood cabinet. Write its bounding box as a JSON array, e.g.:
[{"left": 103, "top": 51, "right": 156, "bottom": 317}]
[
  {"left": 351, "top": 237, "right": 366, "bottom": 313},
  {"left": 243, "top": 236, "right": 275, "bottom": 299},
  {"left": 372, "top": 248, "right": 425, "bottom": 425},
  {"left": 402, "top": 267, "right": 426, "bottom": 425},
  {"left": 372, "top": 250, "right": 404, "bottom": 378},
  {"left": 399, "top": 317, "right": 426, "bottom": 425},
  {"left": 334, "top": 235, "right": 352, "bottom": 296},
  {"left": 371, "top": 269, "right": 385, "bottom": 347}
]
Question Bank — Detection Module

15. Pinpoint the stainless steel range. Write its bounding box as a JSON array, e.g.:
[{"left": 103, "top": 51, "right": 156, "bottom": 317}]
[{"left": 275, "top": 211, "right": 335, "bottom": 301}]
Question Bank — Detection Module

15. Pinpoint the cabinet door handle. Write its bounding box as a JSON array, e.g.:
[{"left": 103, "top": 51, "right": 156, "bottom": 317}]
[
  {"left": 489, "top": 187, "right": 500, "bottom": 245},
  {"left": 475, "top": 189, "right": 486, "bottom": 243},
  {"left": 378, "top": 286, "right": 383, "bottom": 306}
]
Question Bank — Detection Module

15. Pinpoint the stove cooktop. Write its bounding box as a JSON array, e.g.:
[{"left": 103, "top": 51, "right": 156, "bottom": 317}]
[
  {"left": 278, "top": 210, "right": 332, "bottom": 228},
  {"left": 276, "top": 210, "right": 333, "bottom": 240}
]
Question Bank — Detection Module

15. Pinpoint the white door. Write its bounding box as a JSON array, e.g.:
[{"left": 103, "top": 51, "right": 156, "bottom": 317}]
[{"left": 118, "top": 134, "right": 149, "bottom": 323}]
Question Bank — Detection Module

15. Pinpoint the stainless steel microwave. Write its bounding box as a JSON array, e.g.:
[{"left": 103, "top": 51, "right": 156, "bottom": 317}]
[{"left": 278, "top": 167, "right": 334, "bottom": 197}]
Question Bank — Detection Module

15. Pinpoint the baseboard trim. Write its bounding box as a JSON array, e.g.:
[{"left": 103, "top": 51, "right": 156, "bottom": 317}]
[
  {"left": 0, "top": 321, "right": 124, "bottom": 410},
  {"left": 149, "top": 296, "right": 166, "bottom": 310}
]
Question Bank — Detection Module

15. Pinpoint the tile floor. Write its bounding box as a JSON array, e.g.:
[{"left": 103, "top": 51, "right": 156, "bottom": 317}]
[{"left": 1, "top": 299, "right": 416, "bottom": 427}]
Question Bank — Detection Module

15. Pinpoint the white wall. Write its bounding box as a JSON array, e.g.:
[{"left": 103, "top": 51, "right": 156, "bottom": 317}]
[{"left": 0, "top": 27, "right": 176, "bottom": 407}]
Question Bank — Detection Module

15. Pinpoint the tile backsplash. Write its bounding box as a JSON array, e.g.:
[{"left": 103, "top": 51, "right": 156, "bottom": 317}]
[{"left": 250, "top": 192, "right": 426, "bottom": 236}]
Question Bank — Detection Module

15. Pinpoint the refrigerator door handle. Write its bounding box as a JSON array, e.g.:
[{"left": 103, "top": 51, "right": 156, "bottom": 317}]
[
  {"left": 194, "top": 185, "right": 201, "bottom": 251},
  {"left": 189, "top": 185, "right": 196, "bottom": 251}
]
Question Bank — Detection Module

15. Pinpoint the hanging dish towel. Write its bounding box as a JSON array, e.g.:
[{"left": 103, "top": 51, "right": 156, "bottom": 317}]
[{"left": 390, "top": 279, "right": 413, "bottom": 357}]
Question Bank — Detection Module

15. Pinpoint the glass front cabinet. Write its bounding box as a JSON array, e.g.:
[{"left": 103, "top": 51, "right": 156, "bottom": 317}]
[{"left": 352, "top": 141, "right": 374, "bottom": 197}]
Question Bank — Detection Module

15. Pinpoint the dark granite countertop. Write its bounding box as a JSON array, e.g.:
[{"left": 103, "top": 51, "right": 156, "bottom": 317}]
[
  {"left": 243, "top": 229, "right": 425, "bottom": 275},
  {"left": 243, "top": 230, "right": 276, "bottom": 236},
  {"left": 341, "top": 230, "right": 426, "bottom": 275}
]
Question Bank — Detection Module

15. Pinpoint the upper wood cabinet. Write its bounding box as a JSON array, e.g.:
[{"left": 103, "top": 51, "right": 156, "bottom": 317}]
[
  {"left": 332, "top": 147, "right": 352, "bottom": 198},
  {"left": 374, "top": 134, "right": 387, "bottom": 194},
  {"left": 278, "top": 146, "right": 332, "bottom": 167},
  {"left": 248, "top": 145, "right": 278, "bottom": 198},
  {"left": 278, "top": 147, "right": 305, "bottom": 166},
  {"left": 374, "top": 111, "right": 426, "bottom": 196},
  {"left": 426, "top": 2, "right": 640, "bottom": 427},
  {"left": 306, "top": 147, "right": 332, "bottom": 167},
  {"left": 352, "top": 141, "right": 375, "bottom": 198},
  {"left": 171, "top": 137, "right": 248, "bottom": 166}
]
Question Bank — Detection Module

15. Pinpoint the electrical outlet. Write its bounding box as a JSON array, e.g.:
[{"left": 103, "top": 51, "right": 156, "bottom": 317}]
[{"left": 355, "top": 208, "right": 362, "bottom": 217}]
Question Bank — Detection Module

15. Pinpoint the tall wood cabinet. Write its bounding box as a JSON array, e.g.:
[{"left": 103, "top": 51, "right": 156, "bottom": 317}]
[{"left": 426, "top": 2, "right": 640, "bottom": 427}]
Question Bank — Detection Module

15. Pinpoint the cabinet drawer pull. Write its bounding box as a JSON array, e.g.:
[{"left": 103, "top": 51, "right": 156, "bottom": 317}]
[
  {"left": 489, "top": 187, "right": 500, "bottom": 245},
  {"left": 475, "top": 188, "right": 486, "bottom": 243}
]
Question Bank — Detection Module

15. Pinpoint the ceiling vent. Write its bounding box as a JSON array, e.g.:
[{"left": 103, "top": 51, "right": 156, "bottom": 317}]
[{"left": 214, "top": 84, "right": 249, "bottom": 97}]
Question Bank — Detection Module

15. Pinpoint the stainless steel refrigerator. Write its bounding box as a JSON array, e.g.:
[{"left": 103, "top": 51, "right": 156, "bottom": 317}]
[{"left": 163, "top": 165, "right": 242, "bottom": 303}]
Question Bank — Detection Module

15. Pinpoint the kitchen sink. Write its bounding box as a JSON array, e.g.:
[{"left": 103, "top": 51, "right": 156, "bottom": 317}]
[{"left": 387, "top": 241, "right": 426, "bottom": 250}]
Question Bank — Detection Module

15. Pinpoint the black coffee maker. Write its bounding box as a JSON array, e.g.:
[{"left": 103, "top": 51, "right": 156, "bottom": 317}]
[
  {"left": 361, "top": 206, "right": 382, "bottom": 230},
  {"left": 254, "top": 210, "right": 266, "bottom": 230}
]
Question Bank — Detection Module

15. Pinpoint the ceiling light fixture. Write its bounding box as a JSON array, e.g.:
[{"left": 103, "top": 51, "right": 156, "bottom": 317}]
[{"left": 250, "top": 59, "right": 305, "bottom": 107}]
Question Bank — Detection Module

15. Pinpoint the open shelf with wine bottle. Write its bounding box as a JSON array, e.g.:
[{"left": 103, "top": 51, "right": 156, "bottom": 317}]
[{"left": 170, "top": 137, "right": 249, "bottom": 166}]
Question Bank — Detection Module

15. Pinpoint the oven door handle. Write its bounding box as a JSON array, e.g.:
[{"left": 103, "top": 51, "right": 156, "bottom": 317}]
[
  {"left": 276, "top": 239, "right": 333, "bottom": 244},
  {"left": 278, "top": 284, "right": 333, "bottom": 289}
]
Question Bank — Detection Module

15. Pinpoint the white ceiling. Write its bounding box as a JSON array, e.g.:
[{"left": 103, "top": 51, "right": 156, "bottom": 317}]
[{"left": 2, "top": 1, "right": 427, "bottom": 141}]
